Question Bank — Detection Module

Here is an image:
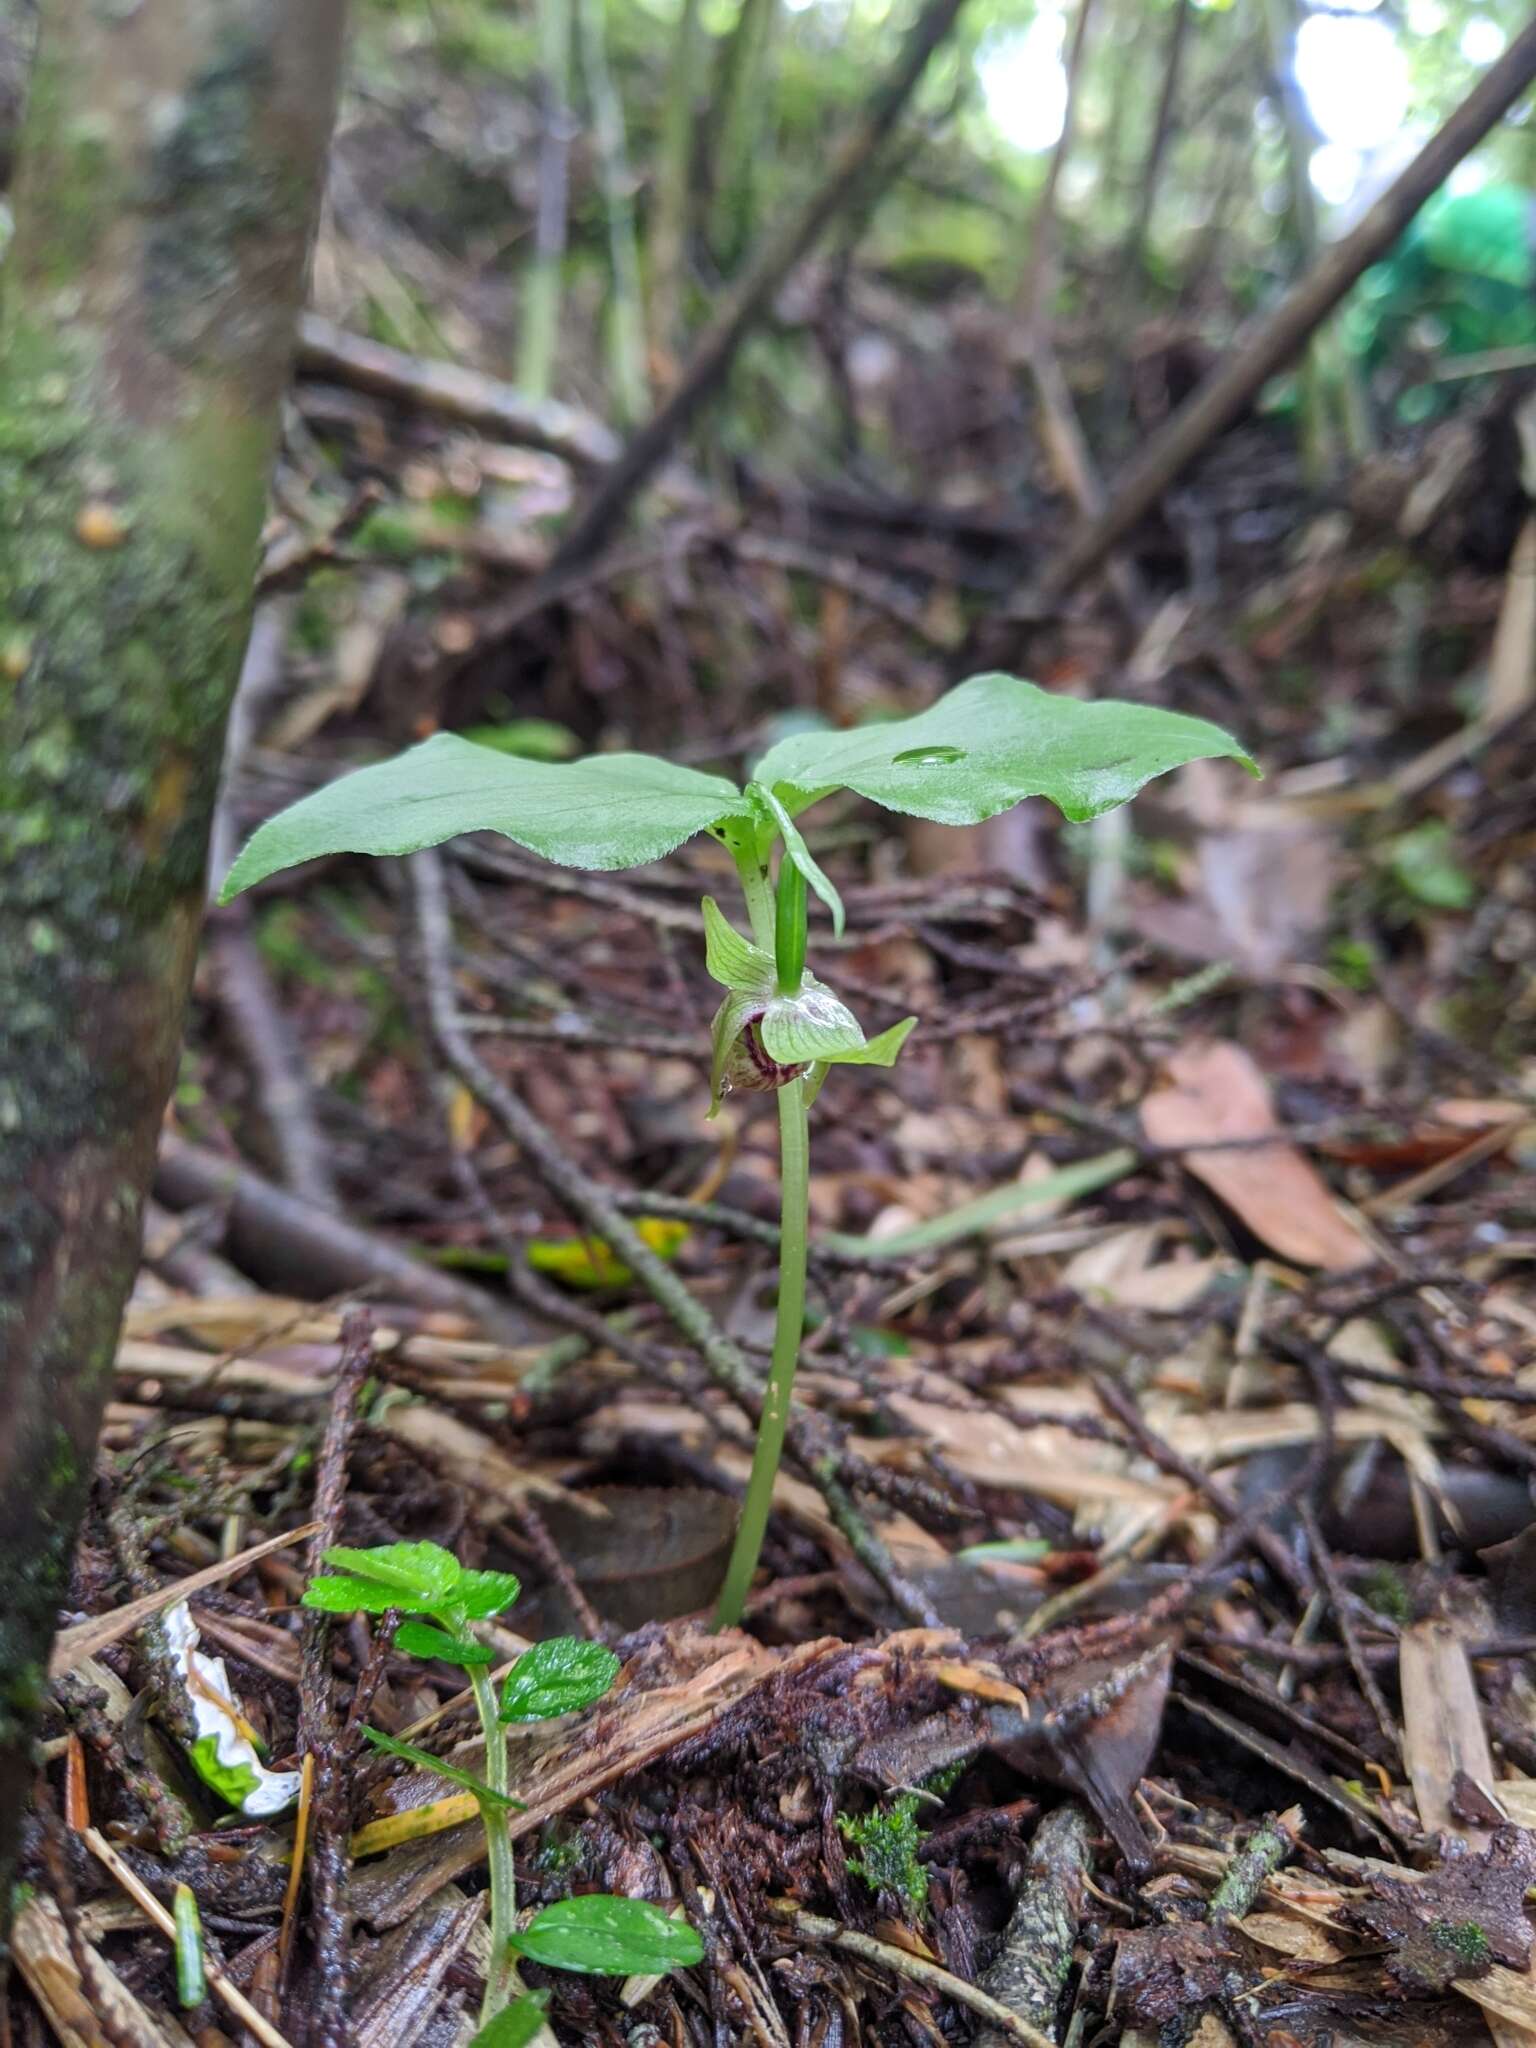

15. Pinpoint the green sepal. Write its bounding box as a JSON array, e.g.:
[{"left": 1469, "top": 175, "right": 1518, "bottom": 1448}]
[
  {"left": 822, "top": 1015, "right": 916, "bottom": 1067},
  {"left": 701, "top": 897, "right": 773, "bottom": 992}
]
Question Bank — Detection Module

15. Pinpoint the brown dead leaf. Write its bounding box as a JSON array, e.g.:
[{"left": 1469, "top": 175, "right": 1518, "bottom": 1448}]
[
  {"left": 1141, "top": 1040, "right": 1375, "bottom": 1270},
  {"left": 1400, "top": 1621, "right": 1502, "bottom": 1843}
]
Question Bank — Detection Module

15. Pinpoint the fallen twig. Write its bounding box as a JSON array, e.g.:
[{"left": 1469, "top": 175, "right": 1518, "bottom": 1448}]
[
  {"left": 772, "top": 1901, "right": 1057, "bottom": 2048},
  {"left": 295, "top": 312, "right": 621, "bottom": 468}
]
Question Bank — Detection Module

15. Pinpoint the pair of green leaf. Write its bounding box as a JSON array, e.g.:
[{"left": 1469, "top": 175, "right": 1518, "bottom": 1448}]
[
  {"left": 302, "top": 1540, "right": 521, "bottom": 1668},
  {"left": 218, "top": 673, "right": 1256, "bottom": 904}
]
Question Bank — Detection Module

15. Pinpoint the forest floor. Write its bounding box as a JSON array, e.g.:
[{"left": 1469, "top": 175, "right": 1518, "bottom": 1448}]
[{"left": 18, "top": 119, "right": 1536, "bottom": 2047}]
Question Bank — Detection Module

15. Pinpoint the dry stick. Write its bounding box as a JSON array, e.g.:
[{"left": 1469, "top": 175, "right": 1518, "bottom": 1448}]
[
  {"left": 288, "top": 1312, "right": 375, "bottom": 2047},
  {"left": 552, "top": 0, "right": 973, "bottom": 568},
  {"left": 409, "top": 851, "right": 941, "bottom": 1628},
  {"left": 1087, "top": 1370, "right": 1311, "bottom": 1601},
  {"left": 1206, "top": 1806, "right": 1303, "bottom": 1923},
  {"left": 1026, "top": 339, "right": 1146, "bottom": 626},
  {"left": 1038, "top": 11, "right": 1536, "bottom": 600},
  {"left": 774, "top": 1903, "right": 1056, "bottom": 2048},
  {"left": 154, "top": 1135, "right": 531, "bottom": 1346},
  {"left": 294, "top": 313, "right": 620, "bottom": 468},
  {"left": 1298, "top": 1499, "right": 1402, "bottom": 1762}
]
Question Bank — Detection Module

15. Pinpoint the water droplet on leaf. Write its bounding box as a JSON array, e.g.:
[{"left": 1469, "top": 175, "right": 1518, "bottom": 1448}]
[{"left": 892, "top": 744, "right": 965, "bottom": 767}]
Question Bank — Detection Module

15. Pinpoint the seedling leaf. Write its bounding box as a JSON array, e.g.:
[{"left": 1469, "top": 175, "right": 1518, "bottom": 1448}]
[
  {"left": 456, "top": 1569, "right": 524, "bottom": 1619},
  {"left": 220, "top": 736, "right": 751, "bottom": 900},
  {"left": 467, "top": 1992, "right": 552, "bottom": 2048},
  {"left": 508, "top": 1895, "right": 704, "bottom": 1975},
  {"left": 362, "top": 1726, "right": 523, "bottom": 1809},
  {"left": 322, "top": 1542, "right": 462, "bottom": 1605},
  {"left": 501, "top": 1638, "right": 622, "bottom": 1722},
  {"left": 750, "top": 673, "right": 1257, "bottom": 827},
  {"left": 301, "top": 1574, "right": 411, "bottom": 1617},
  {"left": 394, "top": 1618, "right": 497, "bottom": 1666}
]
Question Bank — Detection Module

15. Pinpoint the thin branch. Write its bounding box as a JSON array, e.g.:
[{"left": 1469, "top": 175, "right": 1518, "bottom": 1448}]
[{"left": 1039, "top": 13, "right": 1536, "bottom": 597}]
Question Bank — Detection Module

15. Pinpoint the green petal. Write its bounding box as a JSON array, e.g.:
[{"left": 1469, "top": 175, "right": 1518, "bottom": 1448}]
[
  {"left": 709, "top": 989, "right": 761, "bottom": 1114},
  {"left": 758, "top": 978, "right": 865, "bottom": 1064}
]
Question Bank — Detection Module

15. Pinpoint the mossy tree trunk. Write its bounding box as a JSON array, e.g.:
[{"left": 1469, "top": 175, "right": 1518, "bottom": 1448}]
[{"left": 0, "top": 0, "right": 345, "bottom": 1912}]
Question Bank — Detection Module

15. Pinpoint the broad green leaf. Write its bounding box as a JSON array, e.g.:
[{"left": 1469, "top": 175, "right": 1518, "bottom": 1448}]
[
  {"left": 220, "top": 736, "right": 751, "bottom": 900},
  {"left": 750, "top": 674, "right": 1257, "bottom": 828},
  {"left": 456, "top": 1568, "right": 523, "bottom": 1619},
  {"left": 508, "top": 1895, "right": 704, "bottom": 1975},
  {"left": 322, "top": 1542, "right": 462, "bottom": 1605},
  {"left": 758, "top": 979, "right": 865, "bottom": 1065},
  {"left": 701, "top": 897, "right": 772, "bottom": 992},
  {"left": 747, "top": 782, "right": 845, "bottom": 936},
  {"left": 467, "top": 1992, "right": 551, "bottom": 2048},
  {"left": 500, "top": 1638, "right": 622, "bottom": 1723},
  {"left": 361, "top": 1726, "right": 523, "bottom": 1809},
  {"left": 394, "top": 1618, "right": 496, "bottom": 1666},
  {"left": 301, "top": 1574, "right": 411, "bottom": 1617},
  {"left": 822, "top": 1015, "right": 917, "bottom": 1067}
]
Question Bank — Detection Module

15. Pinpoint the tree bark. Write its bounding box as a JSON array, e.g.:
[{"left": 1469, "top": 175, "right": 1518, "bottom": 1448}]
[{"left": 0, "top": 0, "right": 345, "bottom": 1914}]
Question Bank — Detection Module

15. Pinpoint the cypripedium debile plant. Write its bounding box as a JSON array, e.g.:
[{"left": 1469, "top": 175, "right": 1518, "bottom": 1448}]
[{"left": 223, "top": 674, "right": 1256, "bottom": 1630}]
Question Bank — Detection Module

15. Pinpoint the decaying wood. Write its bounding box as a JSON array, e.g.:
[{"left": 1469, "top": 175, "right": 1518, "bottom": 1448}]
[
  {"left": 974, "top": 1801, "right": 1093, "bottom": 2046},
  {"left": 295, "top": 313, "right": 621, "bottom": 468},
  {"left": 350, "top": 1636, "right": 842, "bottom": 1928}
]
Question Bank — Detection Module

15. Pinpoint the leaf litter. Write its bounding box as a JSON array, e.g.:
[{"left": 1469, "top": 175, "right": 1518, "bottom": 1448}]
[{"left": 22, "top": 103, "right": 1536, "bottom": 2048}]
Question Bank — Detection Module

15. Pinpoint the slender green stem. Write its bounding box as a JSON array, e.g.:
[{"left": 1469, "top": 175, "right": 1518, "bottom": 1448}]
[
  {"left": 730, "top": 830, "right": 776, "bottom": 949},
  {"left": 470, "top": 1662, "right": 518, "bottom": 2025},
  {"left": 713, "top": 1073, "right": 809, "bottom": 1628}
]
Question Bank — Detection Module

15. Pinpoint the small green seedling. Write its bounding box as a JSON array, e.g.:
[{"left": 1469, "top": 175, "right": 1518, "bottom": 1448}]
[
  {"left": 230, "top": 675, "right": 1255, "bottom": 1627},
  {"left": 301, "top": 1542, "right": 701, "bottom": 2032}
]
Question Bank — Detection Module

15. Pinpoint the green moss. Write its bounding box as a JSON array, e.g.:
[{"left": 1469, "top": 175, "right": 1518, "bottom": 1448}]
[
  {"left": 1433, "top": 1919, "right": 1492, "bottom": 1968},
  {"left": 838, "top": 1793, "right": 929, "bottom": 1912},
  {"left": 1359, "top": 1565, "right": 1412, "bottom": 1627}
]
